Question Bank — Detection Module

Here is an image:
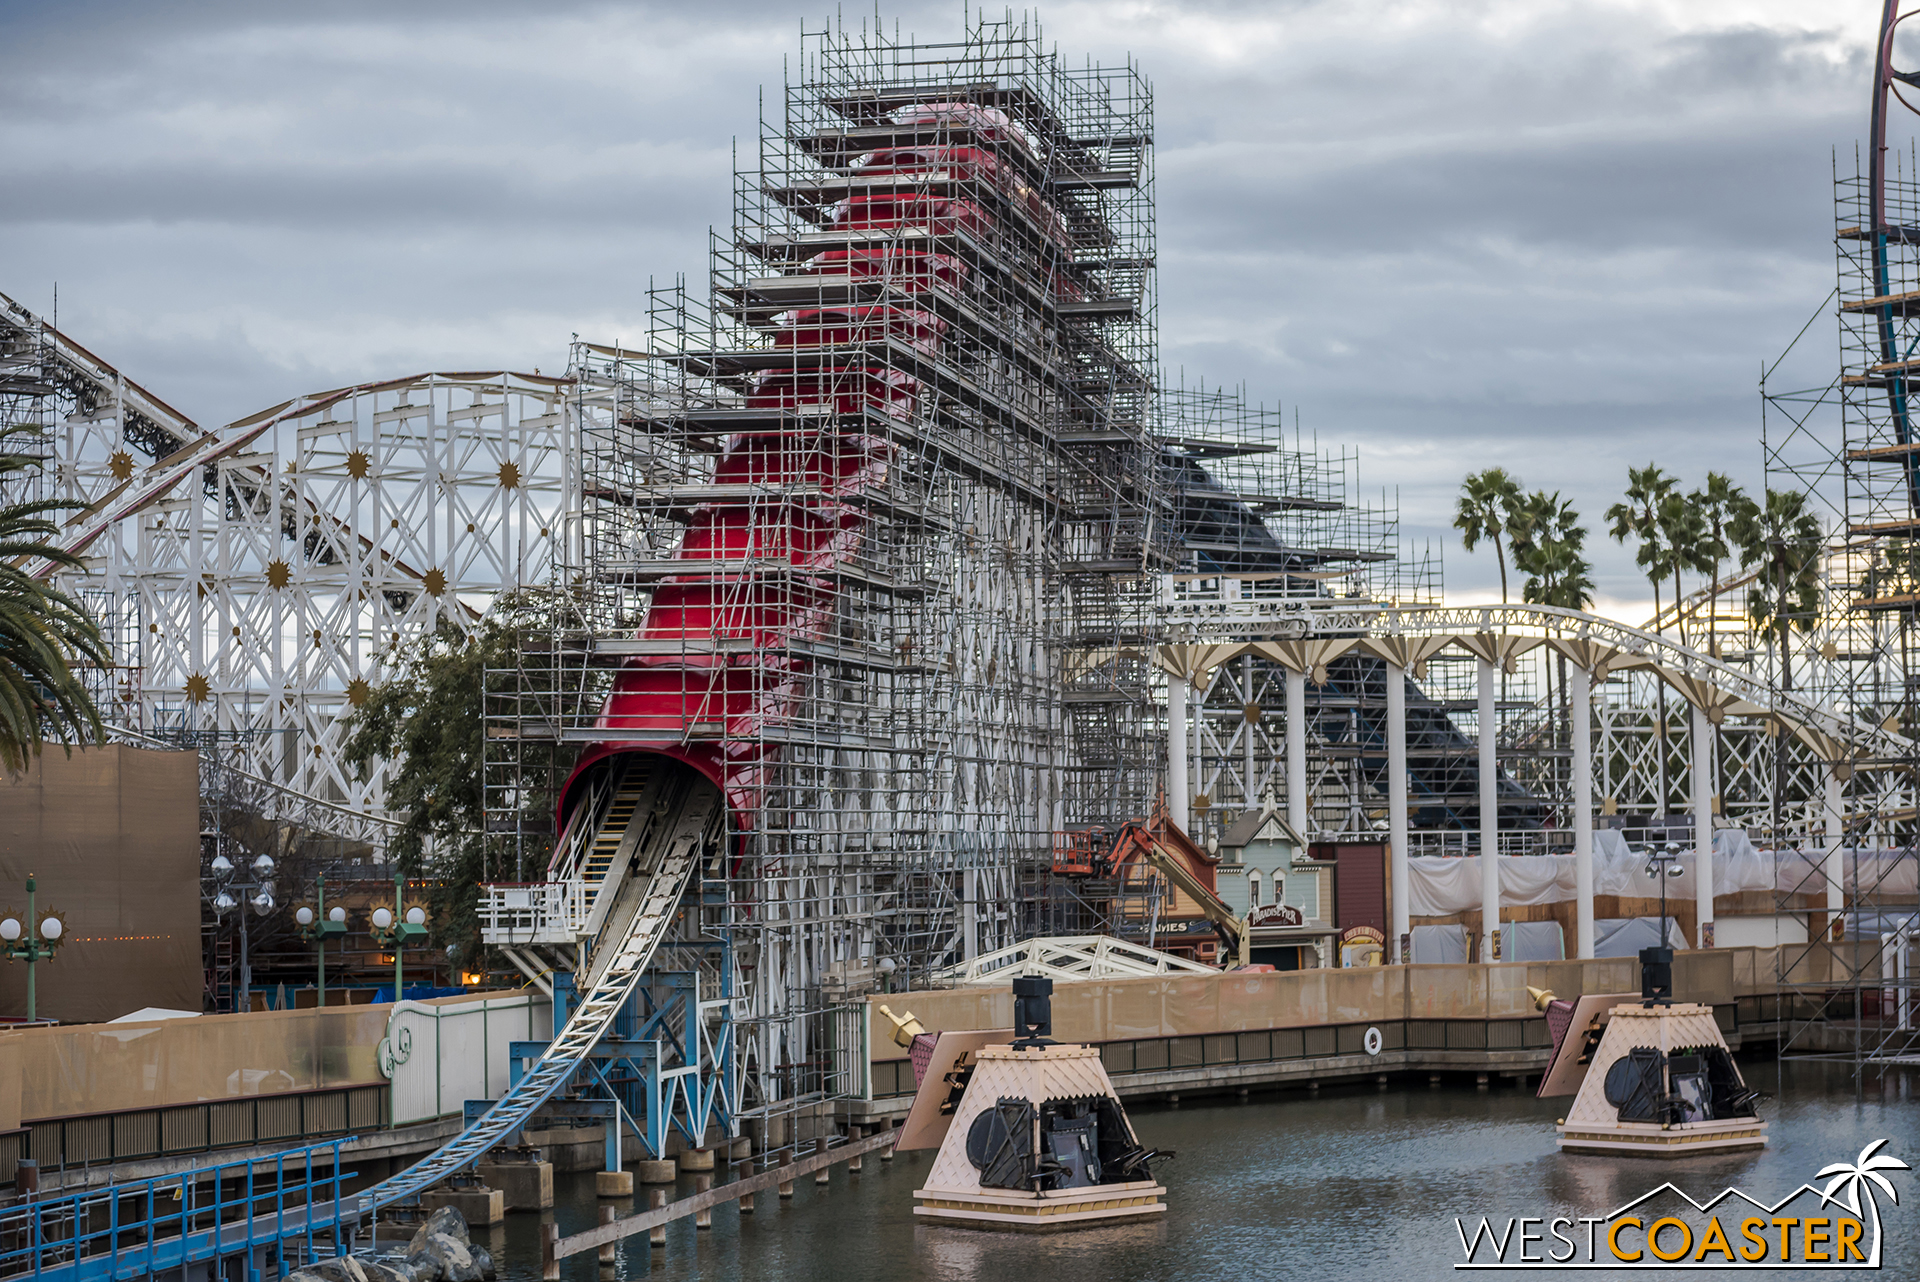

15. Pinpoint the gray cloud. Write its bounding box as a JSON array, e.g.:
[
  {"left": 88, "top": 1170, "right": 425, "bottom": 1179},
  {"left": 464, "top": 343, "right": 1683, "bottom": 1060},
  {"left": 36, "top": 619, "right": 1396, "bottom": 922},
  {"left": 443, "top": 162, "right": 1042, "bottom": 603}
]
[{"left": 0, "top": 0, "right": 1897, "bottom": 609}]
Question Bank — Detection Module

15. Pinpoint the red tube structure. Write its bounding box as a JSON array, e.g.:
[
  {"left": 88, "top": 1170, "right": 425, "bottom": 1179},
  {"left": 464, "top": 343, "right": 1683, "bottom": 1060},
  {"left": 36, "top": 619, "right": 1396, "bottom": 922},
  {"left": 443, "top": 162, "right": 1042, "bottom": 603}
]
[{"left": 557, "top": 102, "right": 1072, "bottom": 855}]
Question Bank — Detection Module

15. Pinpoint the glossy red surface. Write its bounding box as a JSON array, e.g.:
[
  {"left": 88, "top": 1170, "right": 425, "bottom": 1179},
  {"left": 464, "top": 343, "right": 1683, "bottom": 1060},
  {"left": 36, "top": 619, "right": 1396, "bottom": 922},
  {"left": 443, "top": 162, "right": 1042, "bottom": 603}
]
[{"left": 560, "top": 114, "right": 1078, "bottom": 861}]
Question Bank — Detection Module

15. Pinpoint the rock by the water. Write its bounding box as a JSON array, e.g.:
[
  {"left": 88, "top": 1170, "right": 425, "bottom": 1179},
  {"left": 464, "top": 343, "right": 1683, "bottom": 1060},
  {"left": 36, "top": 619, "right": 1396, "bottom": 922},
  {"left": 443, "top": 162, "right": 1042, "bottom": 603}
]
[
  {"left": 294, "top": 1259, "right": 371, "bottom": 1282},
  {"left": 406, "top": 1232, "right": 488, "bottom": 1282},
  {"left": 408, "top": 1206, "right": 471, "bottom": 1252},
  {"left": 365, "top": 1262, "right": 426, "bottom": 1282},
  {"left": 288, "top": 1204, "right": 492, "bottom": 1282}
]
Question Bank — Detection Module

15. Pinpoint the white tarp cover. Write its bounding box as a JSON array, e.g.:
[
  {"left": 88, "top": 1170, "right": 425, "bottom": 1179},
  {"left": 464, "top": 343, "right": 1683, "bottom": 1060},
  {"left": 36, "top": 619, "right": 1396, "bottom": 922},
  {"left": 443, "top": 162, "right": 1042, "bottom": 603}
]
[
  {"left": 1408, "top": 831, "right": 1919, "bottom": 915},
  {"left": 1410, "top": 923, "right": 1468, "bottom": 964},
  {"left": 1500, "top": 920, "right": 1566, "bottom": 962},
  {"left": 1594, "top": 916, "right": 1690, "bottom": 956}
]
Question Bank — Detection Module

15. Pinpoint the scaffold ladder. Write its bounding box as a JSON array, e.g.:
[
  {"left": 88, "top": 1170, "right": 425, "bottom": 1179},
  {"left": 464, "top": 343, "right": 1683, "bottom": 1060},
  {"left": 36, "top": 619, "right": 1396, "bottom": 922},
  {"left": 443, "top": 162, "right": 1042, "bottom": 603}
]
[{"left": 357, "top": 776, "right": 722, "bottom": 1212}]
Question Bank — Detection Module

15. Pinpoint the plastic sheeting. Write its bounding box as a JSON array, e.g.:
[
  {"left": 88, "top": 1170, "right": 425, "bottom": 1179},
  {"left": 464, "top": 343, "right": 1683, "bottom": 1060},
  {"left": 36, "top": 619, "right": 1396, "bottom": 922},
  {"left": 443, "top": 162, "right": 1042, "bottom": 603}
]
[
  {"left": 1407, "top": 830, "right": 1920, "bottom": 915},
  {"left": 1594, "top": 917, "right": 1690, "bottom": 957},
  {"left": 1410, "top": 924, "right": 1468, "bottom": 964},
  {"left": 1500, "top": 920, "right": 1566, "bottom": 962}
]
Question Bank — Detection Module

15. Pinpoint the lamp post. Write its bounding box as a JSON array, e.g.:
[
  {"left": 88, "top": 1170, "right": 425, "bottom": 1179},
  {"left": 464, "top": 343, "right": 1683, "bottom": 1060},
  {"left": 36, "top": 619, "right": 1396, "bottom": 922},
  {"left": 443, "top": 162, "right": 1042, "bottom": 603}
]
[
  {"left": 1, "top": 876, "right": 69, "bottom": 1023},
  {"left": 1638, "top": 842, "right": 1686, "bottom": 1008},
  {"left": 368, "top": 876, "right": 429, "bottom": 999},
  {"left": 293, "top": 876, "right": 349, "bottom": 1008},
  {"left": 209, "top": 852, "right": 278, "bottom": 1011}
]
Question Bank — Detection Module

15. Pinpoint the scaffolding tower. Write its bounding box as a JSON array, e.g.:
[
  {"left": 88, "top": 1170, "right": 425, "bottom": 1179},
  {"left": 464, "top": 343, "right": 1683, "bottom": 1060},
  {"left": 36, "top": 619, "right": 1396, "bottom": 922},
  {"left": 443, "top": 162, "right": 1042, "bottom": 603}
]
[
  {"left": 483, "top": 14, "right": 1175, "bottom": 1127},
  {"left": 1761, "top": 4, "right": 1920, "bottom": 1072}
]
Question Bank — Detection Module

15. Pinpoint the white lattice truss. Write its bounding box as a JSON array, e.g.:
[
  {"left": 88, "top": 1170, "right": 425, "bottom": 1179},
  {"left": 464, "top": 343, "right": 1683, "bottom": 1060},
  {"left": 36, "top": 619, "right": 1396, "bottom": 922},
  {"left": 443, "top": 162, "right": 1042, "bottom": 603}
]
[
  {"left": 1163, "top": 588, "right": 1914, "bottom": 845},
  {"left": 13, "top": 307, "right": 575, "bottom": 822},
  {"left": 928, "top": 934, "right": 1217, "bottom": 985},
  {"left": 15, "top": 294, "right": 1910, "bottom": 857}
]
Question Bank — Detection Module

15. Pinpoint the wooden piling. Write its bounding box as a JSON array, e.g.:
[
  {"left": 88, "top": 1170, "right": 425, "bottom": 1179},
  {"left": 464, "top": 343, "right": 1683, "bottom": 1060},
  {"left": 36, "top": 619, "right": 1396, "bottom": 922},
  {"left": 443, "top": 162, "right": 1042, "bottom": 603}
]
[
  {"left": 648, "top": 1189, "right": 667, "bottom": 1247},
  {"left": 549, "top": 1127, "right": 896, "bottom": 1262}
]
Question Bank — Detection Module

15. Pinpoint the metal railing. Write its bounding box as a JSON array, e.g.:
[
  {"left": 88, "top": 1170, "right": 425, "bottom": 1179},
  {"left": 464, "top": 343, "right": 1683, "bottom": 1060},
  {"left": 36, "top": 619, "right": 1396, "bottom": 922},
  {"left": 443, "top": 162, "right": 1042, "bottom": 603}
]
[
  {"left": 11, "top": 1084, "right": 386, "bottom": 1180},
  {"left": 869, "top": 1015, "right": 1625, "bottom": 1099},
  {"left": 1405, "top": 830, "right": 1577, "bottom": 857},
  {"left": 477, "top": 880, "right": 590, "bottom": 945},
  {"left": 0, "top": 1140, "right": 353, "bottom": 1282}
]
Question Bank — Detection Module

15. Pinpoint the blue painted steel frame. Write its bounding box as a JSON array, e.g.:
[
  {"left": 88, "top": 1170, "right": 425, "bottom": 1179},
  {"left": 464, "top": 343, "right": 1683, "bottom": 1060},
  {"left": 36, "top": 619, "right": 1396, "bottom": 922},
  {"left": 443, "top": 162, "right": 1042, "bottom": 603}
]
[
  {"left": 0, "top": 1141, "right": 352, "bottom": 1282},
  {"left": 498, "top": 941, "right": 737, "bottom": 1161}
]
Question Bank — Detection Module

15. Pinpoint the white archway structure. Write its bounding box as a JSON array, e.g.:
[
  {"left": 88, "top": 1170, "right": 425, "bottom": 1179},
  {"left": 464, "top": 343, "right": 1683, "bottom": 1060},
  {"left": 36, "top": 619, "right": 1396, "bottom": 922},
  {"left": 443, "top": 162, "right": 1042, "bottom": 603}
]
[{"left": 1155, "top": 595, "right": 1903, "bottom": 962}]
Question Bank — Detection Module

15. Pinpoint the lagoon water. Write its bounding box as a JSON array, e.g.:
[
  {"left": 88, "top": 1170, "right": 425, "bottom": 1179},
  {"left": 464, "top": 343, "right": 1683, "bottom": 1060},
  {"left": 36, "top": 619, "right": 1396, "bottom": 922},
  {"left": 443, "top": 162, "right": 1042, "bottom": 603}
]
[{"left": 484, "top": 1061, "right": 1920, "bottom": 1281}]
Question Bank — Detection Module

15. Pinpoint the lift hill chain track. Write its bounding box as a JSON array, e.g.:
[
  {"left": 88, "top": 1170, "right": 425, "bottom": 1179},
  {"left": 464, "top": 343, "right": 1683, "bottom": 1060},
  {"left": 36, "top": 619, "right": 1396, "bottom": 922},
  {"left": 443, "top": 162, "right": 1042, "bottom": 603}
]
[{"left": 357, "top": 762, "right": 721, "bottom": 1211}]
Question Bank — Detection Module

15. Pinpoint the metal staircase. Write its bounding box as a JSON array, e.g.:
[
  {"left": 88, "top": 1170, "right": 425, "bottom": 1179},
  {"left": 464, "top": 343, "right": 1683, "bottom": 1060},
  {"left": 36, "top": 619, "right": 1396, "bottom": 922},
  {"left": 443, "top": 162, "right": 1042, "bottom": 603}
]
[
  {"left": 584, "top": 768, "right": 648, "bottom": 888},
  {"left": 359, "top": 769, "right": 723, "bottom": 1212}
]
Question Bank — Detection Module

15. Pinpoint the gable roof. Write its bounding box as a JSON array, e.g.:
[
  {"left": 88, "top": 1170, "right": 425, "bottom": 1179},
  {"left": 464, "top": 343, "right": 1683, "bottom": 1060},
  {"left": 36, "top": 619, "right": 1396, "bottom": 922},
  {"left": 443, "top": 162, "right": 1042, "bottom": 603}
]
[{"left": 1218, "top": 808, "right": 1306, "bottom": 851}]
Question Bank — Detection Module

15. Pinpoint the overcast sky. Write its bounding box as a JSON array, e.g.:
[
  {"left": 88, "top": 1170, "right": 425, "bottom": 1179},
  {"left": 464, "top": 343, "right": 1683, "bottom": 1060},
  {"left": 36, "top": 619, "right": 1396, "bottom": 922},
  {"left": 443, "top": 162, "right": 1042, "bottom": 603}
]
[{"left": 0, "top": 0, "right": 1906, "bottom": 615}]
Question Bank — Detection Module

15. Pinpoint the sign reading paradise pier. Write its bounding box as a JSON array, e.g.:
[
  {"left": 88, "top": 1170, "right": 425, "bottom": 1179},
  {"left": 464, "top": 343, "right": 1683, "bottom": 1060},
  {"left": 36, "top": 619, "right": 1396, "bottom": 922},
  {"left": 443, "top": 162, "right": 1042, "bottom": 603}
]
[{"left": 1453, "top": 1141, "right": 1908, "bottom": 1269}]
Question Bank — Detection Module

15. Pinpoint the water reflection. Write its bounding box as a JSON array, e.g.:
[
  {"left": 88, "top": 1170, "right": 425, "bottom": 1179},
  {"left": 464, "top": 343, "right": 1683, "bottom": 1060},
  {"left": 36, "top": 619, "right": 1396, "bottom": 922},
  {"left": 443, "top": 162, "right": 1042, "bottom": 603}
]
[{"left": 491, "top": 1061, "right": 1920, "bottom": 1282}]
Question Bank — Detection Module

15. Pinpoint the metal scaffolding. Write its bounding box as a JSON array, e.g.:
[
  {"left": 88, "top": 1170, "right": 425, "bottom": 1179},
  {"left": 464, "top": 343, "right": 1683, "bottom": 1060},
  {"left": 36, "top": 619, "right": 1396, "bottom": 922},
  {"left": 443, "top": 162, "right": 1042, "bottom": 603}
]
[
  {"left": 1755, "top": 3, "right": 1920, "bottom": 1073},
  {"left": 481, "top": 14, "right": 1175, "bottom": 1129}
]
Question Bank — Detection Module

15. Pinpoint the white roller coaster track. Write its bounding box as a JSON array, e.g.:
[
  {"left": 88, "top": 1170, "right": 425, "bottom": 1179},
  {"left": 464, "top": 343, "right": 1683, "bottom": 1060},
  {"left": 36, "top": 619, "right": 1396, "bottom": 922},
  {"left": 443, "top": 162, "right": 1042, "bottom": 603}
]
[{"left": 355, "top": 774, "right": 721, "bottom": 1211}]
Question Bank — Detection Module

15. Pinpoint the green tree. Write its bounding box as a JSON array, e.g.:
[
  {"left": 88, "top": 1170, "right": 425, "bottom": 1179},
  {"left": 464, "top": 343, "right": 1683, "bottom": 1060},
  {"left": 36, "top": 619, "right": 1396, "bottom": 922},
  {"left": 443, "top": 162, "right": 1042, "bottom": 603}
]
[
  {"left": 1690, "top": 473, "right": 1746, "bottom": 657},
  {"left": 0, "top": 424, "right": 109, "bottom": 774},
  {"left": 1729, "top": 487, "right": 1823, "bottom": 689},
  {"left": 1512, "top": 492, "right": 1593, "bottom": 754},
  {"left": 1513, "top": 490, "right": 1594, "bottom": 609},
  {"left": 1454, "top": 468, "right": 1524, "bottom": 602},
  {"left": 341, "top": 592, "right": 589, "bottom": 967},
  {"left": 1655, "top": 489, "right": 1710, "bottom": 647},
  {"left": 1605, "top": 464, "right": 1678, "bottom": 632}
]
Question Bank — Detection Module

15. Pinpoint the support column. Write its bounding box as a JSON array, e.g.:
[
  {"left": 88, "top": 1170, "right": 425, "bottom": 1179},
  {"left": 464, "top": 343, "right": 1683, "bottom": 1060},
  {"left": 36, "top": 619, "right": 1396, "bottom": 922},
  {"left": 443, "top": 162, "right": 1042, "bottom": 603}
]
[
  {"left": 1168, "top": 672, "right": 1189, "bottom": 833},
  {"left": 1825, "top": 768, "right": 1845, "bottom": 932},
  {"left": 1692, "top": 703, "right": 1714, "bottom": 949},
  {"left": 1386, "top": 663, "right": 1409, "bottom": 962},
  {"left": 1478, "top": 657, "right": 1498, "bottom": 961},
  {"left": 1572, "top": 664, "right": 1595, "bottom": 960},
  {"left": 1286, "top": 665, "right": 1308, "bottom": 837}
]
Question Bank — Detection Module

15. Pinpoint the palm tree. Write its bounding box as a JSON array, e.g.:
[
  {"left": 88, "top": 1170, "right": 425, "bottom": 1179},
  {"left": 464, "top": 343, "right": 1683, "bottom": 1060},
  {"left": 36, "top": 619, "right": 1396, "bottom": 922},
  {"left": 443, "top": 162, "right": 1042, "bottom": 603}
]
[
  {"left": 1691, "top": 473, "right": 1745, "bottom": 657},
  {"left": 1605, "top": 464, "right": 1677, "bottom": 632},
  {"left": 0, "top": 425, "right": 109, "bottom": 773},
  {"left": 1515, "top": 490, "right": 1592, "bottom": 607},
  {"left": 1515, "top": 495, "right": 1593, "bottom": 758},
  {"left": 1455, "top": 468, "right": 1523, "bottom": 602},
  {"left": 1729, "top": 487, "right": 1824, "bottom": 693},
  {"left": 1521, "top": 540, "right": 1596, "bottom": 610},
  {"left": 1818, "top": 1138, "right": 1909, "bottom": 1265},
  {"left": 1656, "top": 490, "right": 1710, "bottom": 647}
]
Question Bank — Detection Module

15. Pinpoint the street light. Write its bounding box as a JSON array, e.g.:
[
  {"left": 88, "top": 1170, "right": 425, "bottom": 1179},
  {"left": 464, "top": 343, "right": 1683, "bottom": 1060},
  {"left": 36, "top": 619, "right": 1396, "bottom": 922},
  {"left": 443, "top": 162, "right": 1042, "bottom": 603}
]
[
  {"left": 208, "top": 849, "right": 279, "bottom": 1011},
  {"left": 0, "top": 876, "right": 70, "bottom": 1023},
  {"left": 292, "top": 876, "right": 349, "bottom": 1008},
  {"left": 368, "top": 876, "right": 430, "bottom": 999},
  {"left": 1638, "top": 842, "right": 1687, "bottom": 1008}
]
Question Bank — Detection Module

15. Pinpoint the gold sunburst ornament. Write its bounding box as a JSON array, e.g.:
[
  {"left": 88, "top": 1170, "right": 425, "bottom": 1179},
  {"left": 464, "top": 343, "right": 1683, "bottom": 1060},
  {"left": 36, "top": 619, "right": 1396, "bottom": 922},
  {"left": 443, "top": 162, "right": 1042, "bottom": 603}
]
[
  {"left": 346, "top": 449, "right": 371, "bottom": 479},
  {"left": 346, "top": 678, "right": 371, "bottom": 707},
  {"left": 108, "top": 450, "right": 135, "bottom": 480},
  {"left": 422, "top": 568, "right": 447, "bottom": 597},
  {"left": 185, "top": 674, "right": 211, "bottom": 703},
  {"left": 498, "top": 461, "right": 521, "bottom": 490},
  {"left": 266, "top": 559, "right": 291, "bottom": 589}
]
